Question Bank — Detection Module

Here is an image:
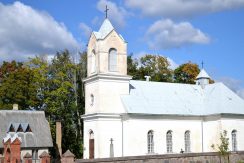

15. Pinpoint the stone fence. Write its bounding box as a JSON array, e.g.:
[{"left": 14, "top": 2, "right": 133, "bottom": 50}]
[{"left": 76, "top": 151, "right": 244, "bottom": 163}]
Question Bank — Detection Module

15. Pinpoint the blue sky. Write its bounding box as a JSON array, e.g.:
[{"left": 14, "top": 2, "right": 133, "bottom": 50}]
[{"left": 0, "top": 0, "right": 244, "bottom": 98}]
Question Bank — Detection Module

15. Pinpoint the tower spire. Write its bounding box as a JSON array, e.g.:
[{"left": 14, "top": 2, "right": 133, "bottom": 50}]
[{"left": 105, "top": 5, "right": 109, "bottom": 18}]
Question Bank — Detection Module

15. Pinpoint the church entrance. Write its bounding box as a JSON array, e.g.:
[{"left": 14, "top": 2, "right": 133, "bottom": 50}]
[{"left": 89, "top": 130, "right": 94, "bottom": 159}]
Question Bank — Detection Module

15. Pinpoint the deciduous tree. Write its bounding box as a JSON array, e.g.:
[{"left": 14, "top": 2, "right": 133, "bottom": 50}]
[
  {"left": 139, "top": 54, "right": 172, "bottom": 82},
  {"left": 174, "top": 62, "right": 200, "bottom": 84}
]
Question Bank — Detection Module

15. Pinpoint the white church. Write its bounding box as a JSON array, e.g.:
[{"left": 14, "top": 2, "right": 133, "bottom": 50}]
[{"left": 82, "top": 18, "right": 244, "bottom": 159}]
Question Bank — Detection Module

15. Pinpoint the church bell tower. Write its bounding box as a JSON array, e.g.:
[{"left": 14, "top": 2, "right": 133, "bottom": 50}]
[
  {"left": 87, "top": 18, "right": 127, "bottom": 77},
  {"left": 83, "top": 17, "right": 131, "bottom": 115},
  {"left": 82, "top": 15, "right": 131, "bottom": 158}
]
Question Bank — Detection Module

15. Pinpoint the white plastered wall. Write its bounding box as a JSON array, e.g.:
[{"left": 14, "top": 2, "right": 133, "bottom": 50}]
[
  {"left": 83, "top": 116, "right": 244, "bottom": 158},
  {"left": 202, "top": 119, "right": 221, "bottom": 152},
  {"left": 83, "top": 117, "right": 122, "bottom": 159},
  {"left": 85, "top": 79, "right": 130, "bottom": 114},
  {"left": 122, "top": 118, "right": 203, "bottom": 156},
  {"left": 220, "top": 118, "right": 244, "bottom": 151}
]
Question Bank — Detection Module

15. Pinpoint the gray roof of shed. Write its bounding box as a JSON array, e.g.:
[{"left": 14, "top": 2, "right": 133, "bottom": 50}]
[
  {"left": 121, "top": 80, "right": 244, "bottom": 116},
  {"left": 0, "top": 110, "right": 53, "bottom": 148}
]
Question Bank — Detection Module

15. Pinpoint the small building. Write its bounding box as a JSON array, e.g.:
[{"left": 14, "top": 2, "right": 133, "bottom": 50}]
[
  {"left": 82, "top": 18, "right": 244, "bottom": 159},
  {"left": 0, "top": 109, "right": 53, "bottom": 160}
]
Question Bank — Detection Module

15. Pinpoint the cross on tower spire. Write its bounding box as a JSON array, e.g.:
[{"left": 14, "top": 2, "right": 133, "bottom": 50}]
[
  {"left": 105, "top": 5, "right": 109, "bottom": 18},
  {"left": 201, "top": 61, "right": 204, "bottom": 69}
]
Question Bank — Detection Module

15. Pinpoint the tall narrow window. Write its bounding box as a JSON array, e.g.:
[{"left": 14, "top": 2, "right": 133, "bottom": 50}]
[
  {"left": 184, "top": 130, "right": 191, "bottom": 152},
  {"left": 90, "top": 94, "right": 94, "bottom": 106},
  {"left": 91, "top": 50, "right": 96, "bottom": 73},
  {"left": 232, "top": 130, "right": 237, "bottom": 151},
  {"left": 147, "top": 130, "right": 154, "bottom": 153},
  {"left": 166, "top": 130, "right": 172, "bottom": 153},
  {"left": 109, "top": 48, "right": 117, "bottom": 71}
]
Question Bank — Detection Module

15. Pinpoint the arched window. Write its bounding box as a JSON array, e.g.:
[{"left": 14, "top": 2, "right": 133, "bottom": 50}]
[
  {"left": 90, "top": 94, "right": 94, "bottom": 106},
  {"left": 91, "top": 50, "right": 96, "bottom": 73},
  {"left": 109, "top": 48, "right": 117, "bottom": 71},
  {"left": 147, "top": 130, "right": 154, "bottom": 153},
  {"left": 185, "top": 130, "right": 191, "bottom": 152},
  {"left": 166, "top": 130, "right": 172, "bottom": 153},
  {"left": 232, "top": 130, "right": 237, "bottom": 151}
]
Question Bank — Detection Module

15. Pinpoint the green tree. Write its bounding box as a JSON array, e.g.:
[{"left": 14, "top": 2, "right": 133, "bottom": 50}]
[
  {"left": 174, "top": 62, "right": 200, "bottom": 84},
  {"left": 127, "top": 53, "right": 139, "bottom": 79},
  {"left": 211, "top": 130, "right": 230, "bottom": 163},
  {"left": 26, "top": 50, "right": 86, "bottom": 158},
  {"left": 139, "top": 54, "right": 172, "bottom": 82},
  {"left": 0, "top": 61, "right": 40, "bottom": 110},
  {"left": 44, "top": 50, "right": 83, "bottom": 158}
]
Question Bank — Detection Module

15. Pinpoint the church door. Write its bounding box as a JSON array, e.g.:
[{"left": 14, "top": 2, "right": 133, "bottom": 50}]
[
  {"left": 89, "top": 130, "right": 94, "bottom": 159},
  {"left": 89, "top": 139, "right": 94, "bottom": 159}
]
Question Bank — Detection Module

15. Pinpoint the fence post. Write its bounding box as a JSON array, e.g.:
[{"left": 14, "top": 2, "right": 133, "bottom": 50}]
[
  {"left": 61, "top": 150, "right": 75, "bottom": 163},
  {"left": 0, "top": 154, "right": 3, "bottom": 163},
  {"left": 39, "top": 151, "right": 51, "bottom": 163},
  {"left": 23, "top": 153, "right": 32, "bottom": 163}
]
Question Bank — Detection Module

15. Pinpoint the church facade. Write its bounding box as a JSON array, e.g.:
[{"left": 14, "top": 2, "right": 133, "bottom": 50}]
[{"left": 82, "top": 18, "right": 244, "bottom": 159}]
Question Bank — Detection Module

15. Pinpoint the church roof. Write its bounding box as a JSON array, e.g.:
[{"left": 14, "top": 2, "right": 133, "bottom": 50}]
[
  {"left": 92, "top": 19, "right": 125, "bottom": 41},
  {"left": 0, "top": 110, "right": 53, "bottom": 148},
  {"left": 93, "top": 19, "right": 114, "bottom": 39},
  {"left": 121, "top": 80, "right": 244, "bottom": 116},
  {"left": 196, "top": 69, "right": 210, "bottom": 79}
]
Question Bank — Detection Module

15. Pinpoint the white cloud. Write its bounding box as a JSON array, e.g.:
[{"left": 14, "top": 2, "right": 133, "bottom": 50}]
[
  {"left": 218, "top": 77, "right": 244, "bottom": 99},
  {"left": 125, "top": 0, "right": 244, "bottom": 18},
  {"left": 0, "top": 2, "right": 79, "bottom": 62},
  {"left": 79, "top": 23, "right": 92, "bottom": 38},
  {"left": 145, "top": 19, "right": 210, "bottom": 49},
  {"left": 97, "top": 0, "right": 128, "bottom": 28}
]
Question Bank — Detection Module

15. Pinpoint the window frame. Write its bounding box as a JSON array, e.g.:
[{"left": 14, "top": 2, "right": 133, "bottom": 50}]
[
  {"left": 232, "top": 130, "right": 237, "bottom": 152},
  {"left": 147, "top": 130, "right": 154, "bottom": 154},
  {"left": 166, "top": 130, "right": 173, "bottom": 153},
  {"left": 91, "top": 50, "right": 96, "bottom": 73},
  {"left": 108, "top": 48, "right": 117, "bottom": 72},
  {"left": 184, "top": 130, "right": 191, "bottom": 153}
]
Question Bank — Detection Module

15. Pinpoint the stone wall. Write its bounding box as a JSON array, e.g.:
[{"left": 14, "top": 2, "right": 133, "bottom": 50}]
[
  {"left": 0, "top": 155, "right": 3, "bottom": 163},
  {"left": 76, "top": 152, "right": 244, "bottom": 163}
]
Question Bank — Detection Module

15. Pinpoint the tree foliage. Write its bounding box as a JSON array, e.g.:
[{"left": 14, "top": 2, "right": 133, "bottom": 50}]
[
  {"left": 127, "top": 54, "right": 214, "bottom": 84},
  {"left": 127, "top": 54, "right": 173, "bottom": 82},
  {"left": 0, "top": 50, "right": 86, "bottom": 158},
  {"left": 174, "top": 62, "right": 200, "bottom": 84},
  {"left": 0, "top": 61, "right": 40, "bottom": 110},
  {"left": 211, "top": 130, "right": 230, "bottom": 163},
  {"left": 127, "top": 54, "right": 139, "bottom": 80}
]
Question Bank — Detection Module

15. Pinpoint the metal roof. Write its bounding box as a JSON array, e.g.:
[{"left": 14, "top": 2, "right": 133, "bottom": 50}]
[
  {"left": 121, "top": 80, "right": 244, "bottom": 116},
  {"left": 196, "top": 69, "right": 210, "bottom": 79},
  {"left": 0, "top": 110, "right": 53, "bottom": 148},
  {"left": 92, "top": 18, "right": 124, "bottom": 41}
]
